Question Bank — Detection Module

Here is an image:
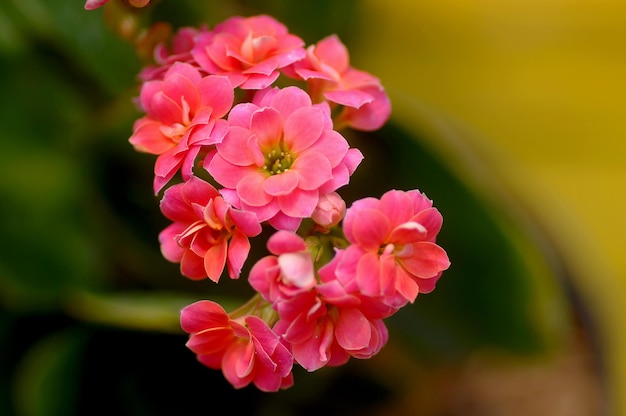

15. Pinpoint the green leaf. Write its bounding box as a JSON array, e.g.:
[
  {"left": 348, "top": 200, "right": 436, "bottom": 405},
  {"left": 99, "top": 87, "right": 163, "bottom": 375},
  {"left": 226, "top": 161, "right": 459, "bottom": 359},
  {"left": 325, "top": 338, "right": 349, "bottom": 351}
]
[
  {"left": 12, "top": 329, "right": 87, "bottom": 416},
  {"left": 6, "top": 0, "right": 139, "bottom": 95},
  {"left": 63, "top": 291, "right": 193, "bottom": 334},
  {"left": 0, "top": 42, "right": 108, "bottom": 311}
]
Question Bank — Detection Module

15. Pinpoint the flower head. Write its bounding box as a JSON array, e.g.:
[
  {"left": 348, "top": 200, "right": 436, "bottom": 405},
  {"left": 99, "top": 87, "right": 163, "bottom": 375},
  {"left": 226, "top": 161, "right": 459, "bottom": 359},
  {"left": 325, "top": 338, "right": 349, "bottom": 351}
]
[
  {"left": 159, "top": 176, "right": 262, "bottom": 282},
  {"left": 181, "top": 300, "right": 294, "bottom": 391},
  {"left": 122, "top": 12, "right": 450, "bottom": 393},
  {"left": 285, "top": 35, "right": 391, "bottom": 131},
  {"left": 340, "top": 189, "right": 450, "bottom": 306},
  {"left": 206, "top": 86, "right": 363, "bottom": 231},
  {"left": 139, "top": 26, "right": 206, "bottom": 82},
  {"left": 129, "top": 62, "right": 233, "bottom": 193},
  {"left": 249, "top": 230, "right": 317, "bottom": 304},
  {"left": 272, "top": 286, "right": 389, "bottom": 371},
  {"left": 192, "top": 15, "right": 306, "bottom": 89}
]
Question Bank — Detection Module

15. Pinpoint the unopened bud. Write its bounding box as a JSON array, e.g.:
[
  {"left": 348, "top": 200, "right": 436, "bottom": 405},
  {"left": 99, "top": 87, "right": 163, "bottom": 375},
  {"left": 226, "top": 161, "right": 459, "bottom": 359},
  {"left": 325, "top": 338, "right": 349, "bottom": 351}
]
[{"left": 311, "top": 192, "right": 346, "bottom": 228}]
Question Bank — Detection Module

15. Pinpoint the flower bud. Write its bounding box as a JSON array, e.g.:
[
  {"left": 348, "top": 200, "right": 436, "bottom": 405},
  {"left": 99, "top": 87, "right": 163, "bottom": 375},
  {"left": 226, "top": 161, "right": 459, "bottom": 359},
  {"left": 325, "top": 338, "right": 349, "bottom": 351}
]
[{"left": 311, "top": 192, "right": 346, "bottom": 228}]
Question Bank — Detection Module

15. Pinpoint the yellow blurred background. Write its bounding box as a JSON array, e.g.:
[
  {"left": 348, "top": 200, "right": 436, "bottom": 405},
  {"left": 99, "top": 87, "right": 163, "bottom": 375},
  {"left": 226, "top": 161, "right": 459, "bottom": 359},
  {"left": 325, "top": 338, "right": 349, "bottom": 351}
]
[{"left": 357, "top": 0, "right": 625, "bottom": 414}]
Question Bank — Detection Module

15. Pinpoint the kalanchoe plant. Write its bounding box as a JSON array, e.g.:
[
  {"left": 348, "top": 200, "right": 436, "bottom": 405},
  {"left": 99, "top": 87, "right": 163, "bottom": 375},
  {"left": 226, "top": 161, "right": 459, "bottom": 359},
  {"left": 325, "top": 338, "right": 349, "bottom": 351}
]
[{"left": 95, "top": 10, "right": 451, "bottom": 391}]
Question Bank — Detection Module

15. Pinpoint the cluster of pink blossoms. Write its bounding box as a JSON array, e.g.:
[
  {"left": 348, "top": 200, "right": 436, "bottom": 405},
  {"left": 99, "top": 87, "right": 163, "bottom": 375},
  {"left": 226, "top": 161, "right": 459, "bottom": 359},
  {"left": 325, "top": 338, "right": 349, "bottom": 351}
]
[{"left": 126, "top": 14, "right": 450, "bottom": 391}]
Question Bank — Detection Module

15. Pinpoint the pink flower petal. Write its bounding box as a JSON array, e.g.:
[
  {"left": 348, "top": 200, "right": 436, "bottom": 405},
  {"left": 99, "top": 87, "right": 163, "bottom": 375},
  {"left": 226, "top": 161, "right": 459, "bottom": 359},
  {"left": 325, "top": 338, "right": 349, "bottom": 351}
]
[
  {"left": 160, "top": 185, "right": 193, "bottom": 222},
  {"left": 222, "top": 341, "right": 255, "bottom": 387},
  {"left": 226, "top": 229, "right": 251, "bottom": 279},
  {"left": 388, "top": 222, "right": 428, "bottom": 245},
  {"left": 162, "top": 71, "right": 201, "bottom": 111},
  {"left": 412, "top": 207, "right": 444, "bottom": 241},
  {"left": 278, "top": 252, "right": 316, "bottom": 288},
  {"left": 239, "top": 71, "right": 280, "bottom": 90},
  {"left": 84, "top": 0, "right": 108, "bottom": 10},
  {"left": 267, "top": 230, "right": 307, "bottom": 254},
  {"left": 129, "top": 118, "right": 173, "bottom": 154},
  {"left": 267, "top": 211, "right": 302, "bottom": 231},
  {"left": 148, "top": 91, "right": 184, "bottom": 126},
  {"left": 314, "top": 35, "right": 350, "bottom": 74},
  {"left": 263, "top": 171, "right": 298, "bottom": 196},
  {"left": 291, "top": 152, "right": 332, "bottom": 190},
  {"left": 393, "top": 267, "right": 419, "bottom": 304},
  {"left": 282, "top": 107, "right": 324, "bottom": 151},
  {"left": 154, "top": 145, "right": 184, "bottom": 177},
  {"left": 337, "top": 86, "right": 391, "bottom": 131},
  {"left": 416, "top": 272, "right": 442, "bottom": 294},
  {"left": 228, "top": 102, "right": 259, "bottom": 128},
  {"left": 215, "top": 126, "right": 260, "bottom": 166},
  {"left": 158, "top": 224, "right": 186, "bottom": 262},
  {"left": 355, "top": 251, "right": 384, "bottom": 296},
  {"left": 180, "top": 250, "right": 207, "bottom": 279},
  {"left": 250, "top": 107, "right": 283, "bottom": 147},
  {"left": 379, "top": 190, "right": 414, "bottom": 227},
  {"left": 180, "top": 300, "right": 230, "bottom": 333},
  {"left": 324, "top": 89, "right": 373, "bottom": 109},
  {"left": 240, "top": 198, "right": 279, "bottom": 223},
  {"left": 276, "top": 188, "right": 319, "bottom": 218},
  {"left": 269, "top": 87, "right": 312, "bottom": 119},
  {"left": 350, "top": 208, "right": 390, "bottom": 250},
  {"left": 203, "top": 240, "right": 228, "bottom": 282},
  {"left": 197, "top": 75, "right": 234, "bottom": 118},
  {"left": 208, "top": 154, "right": 257, "bottom": 189},
  {"left": 238, "top": 173, "right": 272, "bottom": 206},
  {"left": 305, "top": 129, "right": 350, "bottom": 167},
  {"left": 335, "top": 308, "right": 370, "bottom": 351},
  {"left": 290, "top": 319, "right": 334, "bottom": 371},
  {"left": 400, "top": 242, "right": 450, "bottom": 278}
]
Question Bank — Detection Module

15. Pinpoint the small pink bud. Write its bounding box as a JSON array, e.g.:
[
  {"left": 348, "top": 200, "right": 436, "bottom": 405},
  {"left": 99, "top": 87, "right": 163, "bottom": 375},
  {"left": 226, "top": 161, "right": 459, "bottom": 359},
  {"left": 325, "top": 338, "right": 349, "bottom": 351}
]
[{"left": 312, "top": 192, "right": 346, "bottom": 228}]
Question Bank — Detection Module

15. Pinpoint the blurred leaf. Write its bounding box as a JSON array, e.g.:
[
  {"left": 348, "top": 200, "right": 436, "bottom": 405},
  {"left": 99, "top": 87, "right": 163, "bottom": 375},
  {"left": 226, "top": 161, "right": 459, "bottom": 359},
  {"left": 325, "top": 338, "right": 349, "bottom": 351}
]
[
  {"left": 6, "top": 0, "right": 139, "bottom": 95},
  {"left": 0, "top": 50, "right": 106, "bottom": 310},
  {"left": 13, "top": 329, "right": 86, "bottom": 416},
  {"left": 0, "top": 6, "right": 27, "bottom": 54},
  {"left": 64, "top": 291, "right": 196, "bottom": 334}
]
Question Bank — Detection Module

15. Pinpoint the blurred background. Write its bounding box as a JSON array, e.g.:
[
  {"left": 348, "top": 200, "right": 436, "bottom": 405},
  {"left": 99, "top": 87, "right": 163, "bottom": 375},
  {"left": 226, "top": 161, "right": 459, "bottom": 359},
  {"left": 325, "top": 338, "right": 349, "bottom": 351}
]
[{"left": 0, "top": 0, "right": 623, "bottom": 415}]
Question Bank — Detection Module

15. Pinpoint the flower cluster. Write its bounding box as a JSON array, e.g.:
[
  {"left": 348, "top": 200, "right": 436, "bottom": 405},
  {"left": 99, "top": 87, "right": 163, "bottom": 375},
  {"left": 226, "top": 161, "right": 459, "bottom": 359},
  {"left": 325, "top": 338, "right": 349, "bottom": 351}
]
[{"left": 126, "top": 14, "right": 449, "bottom": 391}]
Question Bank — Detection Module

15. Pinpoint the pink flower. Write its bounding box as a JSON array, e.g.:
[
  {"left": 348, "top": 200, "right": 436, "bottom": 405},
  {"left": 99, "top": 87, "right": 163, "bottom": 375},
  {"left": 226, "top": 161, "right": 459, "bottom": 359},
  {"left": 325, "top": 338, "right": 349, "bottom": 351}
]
[
  {"left": 84, "top": 0, "right": 149, "bottom": 10},
  {"left": 285, "top": 35, "right": 391, "bottom": 131},
  {"left": 340, "top": 189, "right": 450, "bottom": 306},
  {"left": 249, "top": 231, "right": 317, "bottom": 304},
  {"left": 311, "top": 191, "right": 346, "bottom": 229},
  {"left": 192, "top": 15, "right": 306, "bottom": 89},
  {"left": 317, "top": 251, "right": 399, "bottom": 320},
  {"left": 272, "top": 291, "right": 344, "bottom": 371},
  {"left": 273, "top": 287, "right": 389, "bottom": 371},
  {"left": 129, "top": 62, "right": 233, "bottom": 194},
  {"left": 139, "top": 26, "right": 206, "bottom": 82},
  {"left": 181, "top": 300, "right": 294, "bottom": 391},
  {"left": 206, "top": 86, "right": 363, "bottom": 231},
  {"left": 159, "top": 176, "right": 262, "bottom": 282}
]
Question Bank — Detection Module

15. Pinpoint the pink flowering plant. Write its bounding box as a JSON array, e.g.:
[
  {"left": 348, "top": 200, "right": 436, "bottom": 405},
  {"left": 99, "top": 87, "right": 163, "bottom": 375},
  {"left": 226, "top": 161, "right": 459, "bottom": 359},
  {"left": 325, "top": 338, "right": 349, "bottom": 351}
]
[{"left": 117, "top": 12, "right": 450, "bottom": 391}]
